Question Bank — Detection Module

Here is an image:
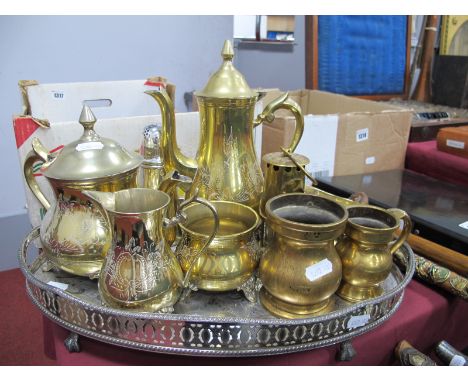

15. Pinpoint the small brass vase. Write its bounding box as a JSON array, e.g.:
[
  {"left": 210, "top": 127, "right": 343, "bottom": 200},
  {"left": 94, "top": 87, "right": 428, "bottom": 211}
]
[
  {"left": 336, "top": 205, "right": 411, "bottom": 302},
  {"left": 259, "top": 193, "right": 348, "bottom": 318}
]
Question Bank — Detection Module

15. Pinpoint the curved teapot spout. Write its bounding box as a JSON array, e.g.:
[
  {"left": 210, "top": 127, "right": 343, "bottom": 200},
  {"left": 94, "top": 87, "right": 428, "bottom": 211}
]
[{"left": 145, "top": 90, "right": 198, "bottom": 179}]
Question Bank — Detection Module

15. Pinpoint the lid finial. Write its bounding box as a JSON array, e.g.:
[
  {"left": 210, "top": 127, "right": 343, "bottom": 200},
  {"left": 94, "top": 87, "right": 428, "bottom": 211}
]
[
  {"left": 79, "top": 104, "right": 97, "bottom": 130},
  {"left": 221, "top": 40, "right": 234, "bottom": 61}
]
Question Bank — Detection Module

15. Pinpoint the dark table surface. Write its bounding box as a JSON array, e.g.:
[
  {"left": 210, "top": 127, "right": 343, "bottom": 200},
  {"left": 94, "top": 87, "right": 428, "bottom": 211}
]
[{"left": 316, "top": 169, "right": 468, "bottom": 254}]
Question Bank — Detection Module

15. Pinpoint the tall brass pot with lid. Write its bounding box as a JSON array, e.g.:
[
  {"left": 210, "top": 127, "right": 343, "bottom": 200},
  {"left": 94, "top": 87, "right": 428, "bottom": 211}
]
[
  {"left": 145, "top": 40, "right": 304, "bottom": 211},
  {"left": 23, "top": 105, "right": 142, "bottom": 278}
]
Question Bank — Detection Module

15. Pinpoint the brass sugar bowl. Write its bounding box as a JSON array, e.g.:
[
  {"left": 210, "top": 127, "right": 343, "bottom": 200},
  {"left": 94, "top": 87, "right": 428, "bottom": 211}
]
[
  {"left": 23, "top": 105, "right": 142, "bottom": 278},
  {"left": 146, "top": 40, "right": 304, "bottom": 211},
  {"left": 259, "top": 193, "right": 348, "bottom": 318}
]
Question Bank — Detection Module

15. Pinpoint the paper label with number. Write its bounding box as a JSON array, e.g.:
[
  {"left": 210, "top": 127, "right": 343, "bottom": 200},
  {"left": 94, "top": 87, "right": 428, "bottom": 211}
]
[
  {"left": 356, "top": 128, "right": 369, "bottom": 142},
  {"left": 47, "top": 281, "right": 68, "bottom": 291},
  {"left": 347, "top": 314, "right": 370, "bottom": 329},
  {"left": 76, "top": 141, "right": 104, "bottom": 151},
  {"left": 449, "top": 355, "right": 466, "bottom": 366},
  {"left": 305, "top": 259, "right": 333, "bottom": 282}
]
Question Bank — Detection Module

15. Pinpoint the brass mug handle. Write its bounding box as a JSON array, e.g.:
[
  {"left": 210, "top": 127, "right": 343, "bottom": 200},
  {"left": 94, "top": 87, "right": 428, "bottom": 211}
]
[
  {"left": 164, "top": 188, "right": 219, "bottom": 288},
  {"left": 254, "top": 92, "right": 304, "bottom": 153},
  {"left": 159, "top": 170, "right": 194, "bottom": 246},
  {"left": 23, "top": 138, "right": 52, "bottom": 210},
  {"left": 388, "top": 208, "right": 412, "bottom": 255}
]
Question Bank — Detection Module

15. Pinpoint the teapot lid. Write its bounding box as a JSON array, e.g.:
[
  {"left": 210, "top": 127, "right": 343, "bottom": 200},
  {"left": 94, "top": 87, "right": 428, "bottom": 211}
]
[
  {"left": 41, "top": 105, "right": 142, "bottom": 181},
  {"left": 194, "top": 40, "right": 258, "bottom": 99}
]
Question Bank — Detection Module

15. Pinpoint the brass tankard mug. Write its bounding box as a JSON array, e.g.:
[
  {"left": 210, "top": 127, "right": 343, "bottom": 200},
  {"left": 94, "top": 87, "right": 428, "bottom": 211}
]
[
  {"left": 259, "top": 193, "right": 348, "bottom": 318},
  {"left": 336, "top": 205, "right": 412, "bottom": 302},
  {"left": 84, "top": 188, "right": 219, "bottom": 313}
]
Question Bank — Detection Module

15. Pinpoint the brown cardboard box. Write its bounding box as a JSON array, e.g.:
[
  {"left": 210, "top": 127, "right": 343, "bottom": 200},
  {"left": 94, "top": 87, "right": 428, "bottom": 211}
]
[
  {"left": 261, "top": 90, "right": 412, "bottom": 177},
  {"left": 437, "top": 126, "right": 468, "bottom": 158}
]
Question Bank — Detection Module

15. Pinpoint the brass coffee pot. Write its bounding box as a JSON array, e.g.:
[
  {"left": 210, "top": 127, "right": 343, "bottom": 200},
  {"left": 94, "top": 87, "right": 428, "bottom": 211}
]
[
  {"left": 23, "top": 105, "right": 143, "bottom": 278},
  {"left": 146, "top": 40, "right": 304, "bottom": 210}
]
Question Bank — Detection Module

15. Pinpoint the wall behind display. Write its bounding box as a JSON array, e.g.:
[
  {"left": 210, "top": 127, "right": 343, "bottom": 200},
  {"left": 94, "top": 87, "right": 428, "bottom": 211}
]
[
  {"left": 0, "top": 15, "right": 233, "bottom": 218},
  {"left": 0, "top": 15, "right": 233, "bottom": 270},
  {"left": 234, "top": 16, "right": 305, "bottom": 91}
]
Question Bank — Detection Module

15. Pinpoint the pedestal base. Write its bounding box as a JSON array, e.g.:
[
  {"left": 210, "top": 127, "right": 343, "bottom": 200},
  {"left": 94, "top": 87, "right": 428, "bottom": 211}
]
[
  {"left": 259, "top": 287, "right": 330, "bottom": 319},
  {"left": 337, "top": 283, "right": 383, "bottom": 302}
]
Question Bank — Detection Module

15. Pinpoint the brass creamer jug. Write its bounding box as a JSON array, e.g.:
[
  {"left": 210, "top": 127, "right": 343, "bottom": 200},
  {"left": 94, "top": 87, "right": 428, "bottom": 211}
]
[
  {"left": 146, "top": 40, "right": 304, "bottom": 210},
  {"left": 84, "top": 188, "right": 218, "bottom": 312}
]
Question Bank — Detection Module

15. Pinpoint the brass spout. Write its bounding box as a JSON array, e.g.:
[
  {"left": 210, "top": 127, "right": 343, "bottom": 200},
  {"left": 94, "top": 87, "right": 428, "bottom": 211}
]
[{"left": 145, "top": 90, "right": 197, "bottom": 178}]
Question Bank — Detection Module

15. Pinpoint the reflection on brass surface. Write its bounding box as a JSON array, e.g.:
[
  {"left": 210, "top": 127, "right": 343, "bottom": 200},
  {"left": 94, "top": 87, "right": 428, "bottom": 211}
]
[
  {"left": 146, "top": 40, "right": 304, "bottom": 211},
  {"left": 84, "top": 188, "right": 218, "bottom": 312},
  {"left": 336, "top": 206, "right": 411, "bottom": 302},
  {"left": 175, "top": 201, "right": 261, "bottom": 300},
  {"left": 259, "top": 193, "right": 347, "bottom": 318},
  {"left": 23, "top": 105, "right": 142, "bottom": 277}
]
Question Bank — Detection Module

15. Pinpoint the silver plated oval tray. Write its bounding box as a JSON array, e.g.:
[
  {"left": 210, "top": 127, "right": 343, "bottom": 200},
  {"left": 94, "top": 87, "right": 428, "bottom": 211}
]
[{"left": 19, "top": 227, "right": 415, "bottom": 357}]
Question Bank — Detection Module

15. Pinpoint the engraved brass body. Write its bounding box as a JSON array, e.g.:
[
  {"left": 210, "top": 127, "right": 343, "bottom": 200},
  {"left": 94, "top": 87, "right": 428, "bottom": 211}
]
[
  {"left": 259, "top": 193, "right": 347, "bottom": 318},
  {"left": 175, "top": 201, "right": 261, "bottom": 301},
  {"left": 336, "top": 205, "right": 412, "bottom": 302},
  {"left": 260, "top": 151, "right": 310, "bottom": 218},
  {"left": 145, "top": 40, "right": 304, "bottom": 211},
  {"left": 84, "top": 188, "right": 218, "bottom": 312},
  {"left": 23, "top": 106, "right": 142, "bottom": 277}
]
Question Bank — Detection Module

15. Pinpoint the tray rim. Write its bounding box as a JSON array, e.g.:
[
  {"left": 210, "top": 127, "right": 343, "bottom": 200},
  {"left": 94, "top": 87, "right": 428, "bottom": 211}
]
[{"left": 19, "top": 226, "right": 415, "bottom": 357}]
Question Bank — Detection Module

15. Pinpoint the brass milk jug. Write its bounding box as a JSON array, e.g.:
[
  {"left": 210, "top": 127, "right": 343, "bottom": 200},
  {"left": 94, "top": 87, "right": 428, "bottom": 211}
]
[
  {"left": 336, "top": 205, "right": 411, "bottom": 302},
  {"left": 259, "top": 193, "right": 348, "bottom": 318},
  {"left": 84, "top": 188, "right": 218, "bottom": 312},
  {"left": 146, "top": 40, "right": 304, "bottom": 210},
  {"left": 23, "top": 106, "right": 142, "bottom": 277}
]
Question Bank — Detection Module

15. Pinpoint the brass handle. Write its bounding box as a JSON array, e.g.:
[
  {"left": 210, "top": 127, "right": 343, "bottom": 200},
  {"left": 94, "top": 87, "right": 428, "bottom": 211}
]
[
  {"left": 178, "top": 189, "right": 219, "bottom": 288},
  {"left": 18, "top": 226, "right": 47, "bottom": 274},
  {"left": 254, "top": 92, "right": 304, "bottom": 153},
  {"left": 159, "top": 171, "right": 193, "bottom": 246},
  {"left": 280, "top": 147, "right": 318, "bottom": 186},
  {"left": 388, "top": 208, "right": 412, "bottom": 255},
  {"left": 23, "top": 139, "right": 51, "bottom": 210}
]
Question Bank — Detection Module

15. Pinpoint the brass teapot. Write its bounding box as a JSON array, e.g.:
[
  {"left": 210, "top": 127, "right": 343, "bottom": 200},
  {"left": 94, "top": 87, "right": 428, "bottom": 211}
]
[
  {"left": 146, "top": 40, "right": 304, "bottom": 210},
  {"left": 23, "top": 105, "right": 142, "bottom": 277}
]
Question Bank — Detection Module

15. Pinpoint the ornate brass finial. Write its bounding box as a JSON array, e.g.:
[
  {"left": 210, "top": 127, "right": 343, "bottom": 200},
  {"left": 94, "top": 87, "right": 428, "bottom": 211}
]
[
  {"left": 79, "top": 104, "right": 97, "bottom": 130},
  {"left": 221, "top": 40, "right": 234, "bottom": 61}
]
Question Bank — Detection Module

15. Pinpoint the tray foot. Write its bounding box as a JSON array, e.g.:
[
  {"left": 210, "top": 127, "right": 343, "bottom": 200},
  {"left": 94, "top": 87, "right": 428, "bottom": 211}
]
[
  {"left": 237, "top": 274, "right": 262, "bottom": 303},
  {"left": 64, "top": 332, "right": 80, "bottom": 353},
  {"left": 336, "top": 340, "right": 356, "bottom": 362},
  {"left": 180, "top": 283, "right": 198, "bottom": 302}
]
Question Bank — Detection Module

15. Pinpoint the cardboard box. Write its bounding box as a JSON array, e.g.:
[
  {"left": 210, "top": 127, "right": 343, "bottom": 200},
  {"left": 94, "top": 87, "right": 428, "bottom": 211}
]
[
  {"left": 437, "top": 126, "right": 468, "bottom": 158},
  {"left": 261, "top": 90, "right": 412, "bottom": 177},
  {"left": 14, "top": 78, "right": 264, "bottom": 228}
]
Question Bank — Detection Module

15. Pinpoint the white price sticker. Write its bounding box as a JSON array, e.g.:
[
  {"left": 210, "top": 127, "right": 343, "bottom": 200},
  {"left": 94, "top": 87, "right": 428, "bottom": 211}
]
[
  {"left": 76, "top": 141, "right": 104, "bottom": 151},
  {"left": 47, "top": 281, "right": 68, "bottom": 291},
  {"left": 347, "top": 314, "right": 370, "bottom": 329},
  {"left": 356, "top": 128, "right": 369, "bottom": 142},
  {"left": 305, "top": 259, "right": 333, "bottom": 282},
  {"left": 51, "top": 91, "right": 65, "bottom": 100},
  {"left": 365, "top": 156, "right": 375, "bottom": 165},
  {"left": 459, "top": 221, "right": 468, "bottom": 230},
  {"left": 446, "top": 139, "right": 465, "bottom": 150},
  {"left": 449, "top": 355, "right": 467, "bottom": 366}
]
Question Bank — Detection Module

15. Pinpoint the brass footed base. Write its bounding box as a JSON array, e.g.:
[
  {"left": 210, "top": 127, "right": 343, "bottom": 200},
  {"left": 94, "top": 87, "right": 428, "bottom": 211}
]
[
  {"left": 259, "top": 287, "right": 330, "bottom": 319},
  {"left": 337, "top": 283, "right": 383, "bottom": 302}
]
